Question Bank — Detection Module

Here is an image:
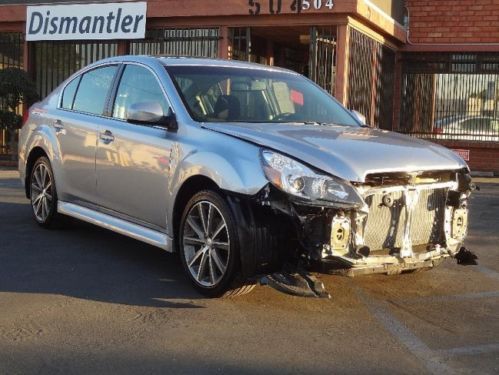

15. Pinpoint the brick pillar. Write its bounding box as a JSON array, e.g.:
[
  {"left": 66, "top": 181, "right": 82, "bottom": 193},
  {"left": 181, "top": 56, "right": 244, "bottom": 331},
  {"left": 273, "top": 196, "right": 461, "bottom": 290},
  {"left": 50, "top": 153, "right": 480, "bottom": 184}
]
[
  {"left": 334, "top": 24, "right": 349, "bottom": 106},
  {"left": 117, "top": 40, "right": 129, "bottom": 55},
  {"left": 219, "top": 26, "right": 229, "bottom": 59}
]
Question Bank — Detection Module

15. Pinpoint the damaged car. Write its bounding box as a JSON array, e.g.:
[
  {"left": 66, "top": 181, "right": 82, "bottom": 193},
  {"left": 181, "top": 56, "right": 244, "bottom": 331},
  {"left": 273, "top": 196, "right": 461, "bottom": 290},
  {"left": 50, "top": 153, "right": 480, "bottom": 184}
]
[{"left": 18, "top": 56, "right": 475, "bottom": 297}]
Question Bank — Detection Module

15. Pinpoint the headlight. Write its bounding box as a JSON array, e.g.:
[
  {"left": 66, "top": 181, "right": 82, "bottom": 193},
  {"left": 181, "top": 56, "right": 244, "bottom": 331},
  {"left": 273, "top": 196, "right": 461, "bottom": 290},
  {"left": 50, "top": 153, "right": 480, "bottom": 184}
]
[{"left": 261, "top": 150, "right": 364, "bottom": 207}]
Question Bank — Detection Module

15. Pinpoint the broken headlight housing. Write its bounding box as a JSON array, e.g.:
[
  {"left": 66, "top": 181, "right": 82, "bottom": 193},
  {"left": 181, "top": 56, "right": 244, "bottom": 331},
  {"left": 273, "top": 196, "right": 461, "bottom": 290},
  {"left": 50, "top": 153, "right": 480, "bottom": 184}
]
[{"left": 261, "top": 150, "right": 364, "bottom": 207}]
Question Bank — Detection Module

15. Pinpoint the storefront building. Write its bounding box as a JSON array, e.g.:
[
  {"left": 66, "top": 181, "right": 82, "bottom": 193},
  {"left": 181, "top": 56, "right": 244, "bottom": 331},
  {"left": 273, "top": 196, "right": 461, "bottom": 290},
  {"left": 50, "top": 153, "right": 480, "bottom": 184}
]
[{"left": 0, "top": 0, "right": 498, "bottom": 173}]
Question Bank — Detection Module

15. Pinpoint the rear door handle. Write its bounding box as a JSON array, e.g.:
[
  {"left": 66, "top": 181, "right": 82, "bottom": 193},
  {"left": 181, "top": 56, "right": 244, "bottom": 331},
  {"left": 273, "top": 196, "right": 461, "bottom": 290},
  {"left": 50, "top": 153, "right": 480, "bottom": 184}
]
[
  {"left": 54, "top": 119, "right": 65, "bottom": 133},
  {"left": 99, "top": 130, "right": 115, "bottom": 144}
]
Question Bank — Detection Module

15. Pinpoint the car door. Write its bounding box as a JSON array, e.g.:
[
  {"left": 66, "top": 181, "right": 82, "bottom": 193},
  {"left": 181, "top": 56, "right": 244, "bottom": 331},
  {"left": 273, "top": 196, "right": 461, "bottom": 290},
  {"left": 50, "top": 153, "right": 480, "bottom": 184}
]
[
  {"left": 55, "top": 64, "right": 119, "bottom": 204},
  {"left": 95, "top": 63, "right": 174, "bottom": 230}
]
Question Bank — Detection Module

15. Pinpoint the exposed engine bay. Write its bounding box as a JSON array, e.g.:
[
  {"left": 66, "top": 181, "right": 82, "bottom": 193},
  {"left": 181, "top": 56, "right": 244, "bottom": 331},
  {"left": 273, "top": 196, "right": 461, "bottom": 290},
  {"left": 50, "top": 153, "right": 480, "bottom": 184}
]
[{"left": 240, "top": 168, "right": 477, "bottom": 297}]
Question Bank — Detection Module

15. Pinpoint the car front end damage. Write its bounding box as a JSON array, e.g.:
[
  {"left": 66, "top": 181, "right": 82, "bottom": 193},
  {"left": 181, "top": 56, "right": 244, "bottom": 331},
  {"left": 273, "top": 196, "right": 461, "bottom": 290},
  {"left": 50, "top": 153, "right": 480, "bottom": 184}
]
[{"left": 252, "top": 165, "right": 475, "bottom": 283}]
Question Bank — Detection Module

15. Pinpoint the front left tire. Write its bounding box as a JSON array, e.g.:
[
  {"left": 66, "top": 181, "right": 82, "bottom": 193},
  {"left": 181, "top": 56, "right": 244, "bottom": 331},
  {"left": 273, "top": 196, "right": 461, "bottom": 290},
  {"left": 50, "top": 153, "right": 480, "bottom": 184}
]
[{"left": 178, "top": 190, "right": 255, "bottom": 298}]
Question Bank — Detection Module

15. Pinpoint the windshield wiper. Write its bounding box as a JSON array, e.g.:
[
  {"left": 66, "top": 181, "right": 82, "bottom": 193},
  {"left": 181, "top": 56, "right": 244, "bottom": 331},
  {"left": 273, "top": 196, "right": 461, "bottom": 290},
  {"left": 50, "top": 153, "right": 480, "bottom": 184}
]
[{"left": 302, "top": 121, "right": 357, "bottom": 127}]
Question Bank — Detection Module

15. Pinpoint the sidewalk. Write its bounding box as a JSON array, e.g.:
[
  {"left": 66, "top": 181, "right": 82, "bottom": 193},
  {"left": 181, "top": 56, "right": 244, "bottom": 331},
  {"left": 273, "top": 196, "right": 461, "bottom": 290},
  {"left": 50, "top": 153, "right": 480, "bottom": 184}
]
[
  {"left": 473, "top": 177, "right": 499, "bottom": 184},
  {"left": 0, "top": 157, "right": 17, "bottom": 168}
]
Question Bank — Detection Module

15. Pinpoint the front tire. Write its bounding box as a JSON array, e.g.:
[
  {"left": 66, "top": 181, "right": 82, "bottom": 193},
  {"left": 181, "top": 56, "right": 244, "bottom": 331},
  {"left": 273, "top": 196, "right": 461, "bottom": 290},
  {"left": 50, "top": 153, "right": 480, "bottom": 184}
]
[
  {"left": 179, "top": 190, "right": 254, "bottom": 298},
  {"left": 29, "top": 156, "right": 60, "bottom": 228}
]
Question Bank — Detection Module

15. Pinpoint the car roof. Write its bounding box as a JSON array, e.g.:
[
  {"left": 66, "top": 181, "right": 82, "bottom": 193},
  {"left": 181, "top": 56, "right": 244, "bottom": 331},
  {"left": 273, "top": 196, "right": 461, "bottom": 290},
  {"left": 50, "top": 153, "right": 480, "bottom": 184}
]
[{"left": 94, "top": 55, "right": 298, "bottom": 74}]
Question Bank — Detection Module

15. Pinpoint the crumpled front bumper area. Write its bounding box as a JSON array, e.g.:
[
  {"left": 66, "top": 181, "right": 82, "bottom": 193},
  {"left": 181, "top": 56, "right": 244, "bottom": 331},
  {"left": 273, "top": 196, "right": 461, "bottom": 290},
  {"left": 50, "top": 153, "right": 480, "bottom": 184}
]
[
  {"left": 252, "top": 170, "right": 474, "bottom": 278},
  {"left": 320, "top": 178, "right": 470, "bottom": 276}
]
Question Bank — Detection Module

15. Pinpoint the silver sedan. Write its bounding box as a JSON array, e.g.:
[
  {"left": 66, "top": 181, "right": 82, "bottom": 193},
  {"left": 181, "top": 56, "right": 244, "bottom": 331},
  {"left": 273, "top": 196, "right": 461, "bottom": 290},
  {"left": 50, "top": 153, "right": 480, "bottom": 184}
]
[{"left": 18, "top": 56, "right": 474, "bottom": 297}]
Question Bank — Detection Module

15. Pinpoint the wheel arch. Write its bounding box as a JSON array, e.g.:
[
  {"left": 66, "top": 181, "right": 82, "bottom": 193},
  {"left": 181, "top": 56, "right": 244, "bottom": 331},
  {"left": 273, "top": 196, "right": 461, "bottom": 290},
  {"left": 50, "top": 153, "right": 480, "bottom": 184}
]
[
  {"left": 171, "top": 175, "right": 220, "bottom": 252},
  {"left": 168, "top": 148, "right": 267, "bottom": 238},
  {"left": 24, "top": 146, "right": 49, "bottom": 198}
]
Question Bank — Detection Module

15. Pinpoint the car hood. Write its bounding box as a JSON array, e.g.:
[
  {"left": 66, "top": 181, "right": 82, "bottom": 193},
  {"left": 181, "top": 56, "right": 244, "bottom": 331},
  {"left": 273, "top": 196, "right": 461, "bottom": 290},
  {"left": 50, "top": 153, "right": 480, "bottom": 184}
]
[{"left": 202, "top": 122, "right": 468, "bottom": 182}]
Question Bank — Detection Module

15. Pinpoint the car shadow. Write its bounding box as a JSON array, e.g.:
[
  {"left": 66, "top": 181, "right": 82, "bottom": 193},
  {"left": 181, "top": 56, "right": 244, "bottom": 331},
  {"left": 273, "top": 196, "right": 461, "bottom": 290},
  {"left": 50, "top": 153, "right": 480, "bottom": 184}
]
[{"left": 0, "top": 200, "right": 206, "bottom": 309}]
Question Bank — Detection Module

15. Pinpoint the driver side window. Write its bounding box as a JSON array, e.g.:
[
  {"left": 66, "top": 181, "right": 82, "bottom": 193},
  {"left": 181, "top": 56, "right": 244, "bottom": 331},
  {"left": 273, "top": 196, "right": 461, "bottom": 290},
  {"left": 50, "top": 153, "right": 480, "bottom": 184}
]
[{"left": 113, "top": 65, "right": 170, "bottom": 121}]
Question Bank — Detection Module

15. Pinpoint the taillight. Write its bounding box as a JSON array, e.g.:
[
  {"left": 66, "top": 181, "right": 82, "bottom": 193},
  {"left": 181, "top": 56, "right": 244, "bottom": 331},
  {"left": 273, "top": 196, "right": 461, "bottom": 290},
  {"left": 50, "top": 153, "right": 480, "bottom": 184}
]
[{"left": 434, "top": 127, "right": 443, "bottom": 134}]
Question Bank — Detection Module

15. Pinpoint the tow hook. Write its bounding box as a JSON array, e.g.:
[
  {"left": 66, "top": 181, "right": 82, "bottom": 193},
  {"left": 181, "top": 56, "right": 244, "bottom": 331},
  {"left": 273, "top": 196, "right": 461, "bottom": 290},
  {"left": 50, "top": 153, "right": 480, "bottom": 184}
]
[
  {"left": 260, "top": 271, "right": 331, "bottom": 299},
  {"left": 455, "top": 246, "right": 478, "bottom": 265}
]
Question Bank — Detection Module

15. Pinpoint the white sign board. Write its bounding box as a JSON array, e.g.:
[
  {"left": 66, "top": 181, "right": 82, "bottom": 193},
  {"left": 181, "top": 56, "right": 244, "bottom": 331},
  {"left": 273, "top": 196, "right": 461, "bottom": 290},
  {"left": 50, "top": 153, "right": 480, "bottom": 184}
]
[{"left": 26, "top": 2, "right": 147, "bottom": 41}]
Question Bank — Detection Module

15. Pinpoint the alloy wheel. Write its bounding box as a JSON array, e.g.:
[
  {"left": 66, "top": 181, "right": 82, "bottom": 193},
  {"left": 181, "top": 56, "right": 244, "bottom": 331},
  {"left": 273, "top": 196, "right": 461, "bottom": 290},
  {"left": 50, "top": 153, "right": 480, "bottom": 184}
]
[
  {"left": 31, "top": 162, "right": 53, "bottom": 222},
  {"left": 182, "top": 200, "right": 231, "bottom": 287}
]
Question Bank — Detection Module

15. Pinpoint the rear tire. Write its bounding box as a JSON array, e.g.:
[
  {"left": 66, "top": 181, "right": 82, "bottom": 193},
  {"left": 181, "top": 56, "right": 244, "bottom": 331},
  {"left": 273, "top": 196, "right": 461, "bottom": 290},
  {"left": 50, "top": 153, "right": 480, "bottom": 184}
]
[
  {"left": 29, "top": 156, "right": 62, "bottom": 228},
  {"left": 178, "top": 190, "right": 254, "bottom": 298}
]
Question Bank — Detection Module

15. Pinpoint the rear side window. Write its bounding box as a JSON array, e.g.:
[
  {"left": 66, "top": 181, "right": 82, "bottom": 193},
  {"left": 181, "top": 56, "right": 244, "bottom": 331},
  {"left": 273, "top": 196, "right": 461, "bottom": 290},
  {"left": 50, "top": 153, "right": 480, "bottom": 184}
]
[
  {"left": 73, "top": 65, "right": 118, "bottom": 115},
  {"left": 61, "top": 76, "right": 80, "bottom": 110}
]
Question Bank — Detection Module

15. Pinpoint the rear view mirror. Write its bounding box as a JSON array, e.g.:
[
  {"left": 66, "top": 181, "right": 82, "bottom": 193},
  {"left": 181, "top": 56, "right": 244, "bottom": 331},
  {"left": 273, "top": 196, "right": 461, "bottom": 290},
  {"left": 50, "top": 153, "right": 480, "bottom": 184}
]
[
  {"left": 127, "top": 101, "right": 164, "bottom": 124},
  {"left": 351, "top": 110, "right": 367, "bottom": 126},
  {"left": 127, "top": 102, "right": 177, "bottom": 131}
]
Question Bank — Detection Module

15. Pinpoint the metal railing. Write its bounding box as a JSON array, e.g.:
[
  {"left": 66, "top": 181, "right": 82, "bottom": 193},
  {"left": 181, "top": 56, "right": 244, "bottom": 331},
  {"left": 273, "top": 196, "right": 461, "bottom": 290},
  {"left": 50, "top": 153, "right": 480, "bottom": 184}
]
[
  {"left": 228, "top": 27, "right": 251, "bottom": 62},
  {"left": 309, "top": 27, "right": 337, "bottom": 96},
  {"left": 347, "top": 28, "right": 395, "bottom": 130},
  {"left": 33, "top": 41, "right": 118, "bottom": 98},
  {"left": 130, "top": 28, "right": 220, "bottom": 58},
  {"left": 0, "top": 33, "right": 24, "bottom": 156},
  {"left": 400, "top": 53, "right": 499, "bottom": 142}
]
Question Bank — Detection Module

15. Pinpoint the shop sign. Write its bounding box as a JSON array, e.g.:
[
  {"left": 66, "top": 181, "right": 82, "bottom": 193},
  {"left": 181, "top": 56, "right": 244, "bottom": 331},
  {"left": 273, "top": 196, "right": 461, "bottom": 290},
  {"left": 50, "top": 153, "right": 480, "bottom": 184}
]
[
  {"left": 452, "top": 149, "right": 470, "bottom": 161},
  {"left": 26, "top": 2, "right": 147, "bottom": 41}
]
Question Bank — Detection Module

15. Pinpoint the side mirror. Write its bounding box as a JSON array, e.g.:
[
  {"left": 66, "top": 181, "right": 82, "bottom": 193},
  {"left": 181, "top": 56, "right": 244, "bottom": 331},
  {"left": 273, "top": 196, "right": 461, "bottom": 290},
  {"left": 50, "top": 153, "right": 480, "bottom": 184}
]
[
  {"left": 351, "top": 110, "right": 368, "bottom": 126},
  {"left": 127, "top": 102, "right": 178, "bottom": 131}
]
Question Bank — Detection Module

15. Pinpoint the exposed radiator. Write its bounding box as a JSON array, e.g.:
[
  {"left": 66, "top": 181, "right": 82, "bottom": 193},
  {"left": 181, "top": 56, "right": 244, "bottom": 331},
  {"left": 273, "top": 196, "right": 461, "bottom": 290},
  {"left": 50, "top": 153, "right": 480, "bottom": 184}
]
[{"left": 363, "top": 188, "right": 447, "bottom": 251}]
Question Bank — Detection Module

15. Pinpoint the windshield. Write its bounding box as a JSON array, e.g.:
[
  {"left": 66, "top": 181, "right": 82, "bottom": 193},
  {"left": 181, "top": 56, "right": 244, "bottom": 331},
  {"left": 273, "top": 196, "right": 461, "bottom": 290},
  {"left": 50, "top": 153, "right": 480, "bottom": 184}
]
[{"left": 166, "top": 65, "right": 359, "bottom": 126}]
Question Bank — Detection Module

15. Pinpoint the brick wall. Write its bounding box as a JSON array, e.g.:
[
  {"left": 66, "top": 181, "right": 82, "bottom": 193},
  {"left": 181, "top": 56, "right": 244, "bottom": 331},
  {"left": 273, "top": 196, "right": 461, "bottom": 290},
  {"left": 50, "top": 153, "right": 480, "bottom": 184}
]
[
  {"left": 432, "top": 140, "right": 499, "bottom": 175},
  {"left": 407, "top": 0, "right": 499, "bottom": 43}
]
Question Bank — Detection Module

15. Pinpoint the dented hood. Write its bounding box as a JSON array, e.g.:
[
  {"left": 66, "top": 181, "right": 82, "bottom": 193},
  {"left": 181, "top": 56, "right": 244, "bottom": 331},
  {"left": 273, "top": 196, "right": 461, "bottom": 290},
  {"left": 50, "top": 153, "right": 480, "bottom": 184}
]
[{"left": 203, "top": 122, "right": 468, "bottom": 183}]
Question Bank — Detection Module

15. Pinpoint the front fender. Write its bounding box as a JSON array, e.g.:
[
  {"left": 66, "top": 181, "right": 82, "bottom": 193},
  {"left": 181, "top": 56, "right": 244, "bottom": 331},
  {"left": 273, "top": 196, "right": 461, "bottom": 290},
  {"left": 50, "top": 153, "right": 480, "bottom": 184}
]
[
  {"left": 173, "top": 149, "right": 268, "bottom": 196},
  {"left": 166, "top": 142, "right": 268, "bottom": 238}
]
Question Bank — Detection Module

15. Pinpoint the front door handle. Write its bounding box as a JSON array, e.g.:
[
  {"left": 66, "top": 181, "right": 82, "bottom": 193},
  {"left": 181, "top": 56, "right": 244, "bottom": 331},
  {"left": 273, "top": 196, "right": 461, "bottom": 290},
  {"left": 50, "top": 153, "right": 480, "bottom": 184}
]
[
  {"left": 54, "top": 119, "right": 65, "bottom": 134},
  {"left": 99, "top": 130, "right": 115, "bottom": 144}
]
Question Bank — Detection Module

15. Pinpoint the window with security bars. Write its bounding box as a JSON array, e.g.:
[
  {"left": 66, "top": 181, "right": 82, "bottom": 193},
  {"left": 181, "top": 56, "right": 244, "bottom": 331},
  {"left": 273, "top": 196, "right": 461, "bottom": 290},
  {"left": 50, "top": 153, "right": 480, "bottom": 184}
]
[
  {"left": 400, "top": 53, "right": 499, "bottom": 142},
  {"left": 130, "top": 29, "right": 220, "bottom": 58},
  {"left": 346, "top": 28, "right": 395, "bottom": 130}
]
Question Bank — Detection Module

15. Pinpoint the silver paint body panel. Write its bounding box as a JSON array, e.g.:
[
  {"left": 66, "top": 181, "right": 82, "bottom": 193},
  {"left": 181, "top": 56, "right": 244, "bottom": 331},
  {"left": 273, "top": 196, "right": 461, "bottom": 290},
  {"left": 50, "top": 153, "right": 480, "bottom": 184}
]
[{"left": 18, "top": 56, "right": 468, "bottom": 250}]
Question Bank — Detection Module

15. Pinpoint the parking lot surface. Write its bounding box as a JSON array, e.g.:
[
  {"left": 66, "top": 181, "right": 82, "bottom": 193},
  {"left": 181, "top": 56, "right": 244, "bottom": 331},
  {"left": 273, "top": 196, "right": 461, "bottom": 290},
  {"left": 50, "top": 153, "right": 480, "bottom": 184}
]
[{"left": 1, "top": 169, "right": 498, "bottom": 374}]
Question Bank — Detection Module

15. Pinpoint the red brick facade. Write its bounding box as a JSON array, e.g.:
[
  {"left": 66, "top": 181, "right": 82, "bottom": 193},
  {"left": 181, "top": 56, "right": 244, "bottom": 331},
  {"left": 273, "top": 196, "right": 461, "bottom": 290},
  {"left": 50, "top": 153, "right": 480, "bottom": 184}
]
[
  {"left": 404, "top": 0, "right": 499, "bottom": 174},
  {"left": 407, "top": 0, "right": 499, "bottom": 44}
]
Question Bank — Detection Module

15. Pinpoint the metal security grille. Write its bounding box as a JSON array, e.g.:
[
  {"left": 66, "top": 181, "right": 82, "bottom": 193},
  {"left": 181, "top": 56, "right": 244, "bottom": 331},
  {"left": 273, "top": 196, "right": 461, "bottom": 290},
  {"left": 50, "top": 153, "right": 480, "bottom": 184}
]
[
  {"left": 0, "top": 33, "right": 24, "bottom": 155},
  {"left": 0, "top": 33, "right": 23, "bottom": 69},
  {"left": 228, "top": 27, "right": 251, "bottom": 62},
  {"left": 400, "top": 53, "right": 499, "bottom": 142},
  {"left": 347, "top": 28, "right": 395, "bottom": 130},
  {"left": 130, "top": 28, "right": 220, "bottom": 58},
  {"left": 309, "top": 27, "right": 336, "bottom": 95},
  {"left": 33, "top": 41, "right": 118, "bottom": 99}
]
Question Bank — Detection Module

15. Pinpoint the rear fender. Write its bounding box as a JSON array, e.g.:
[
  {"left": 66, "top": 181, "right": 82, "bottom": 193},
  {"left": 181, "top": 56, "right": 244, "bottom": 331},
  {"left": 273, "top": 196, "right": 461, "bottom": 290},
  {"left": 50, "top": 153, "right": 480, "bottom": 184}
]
[{"left": 22, "top": 122, "right": 62, "bottom": 193}]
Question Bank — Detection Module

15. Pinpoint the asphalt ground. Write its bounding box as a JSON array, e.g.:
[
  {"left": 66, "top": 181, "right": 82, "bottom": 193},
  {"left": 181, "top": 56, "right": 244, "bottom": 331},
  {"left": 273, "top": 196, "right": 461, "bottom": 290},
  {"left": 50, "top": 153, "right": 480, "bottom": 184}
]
[{"left": 0, "top": 169, "right": 498, "bottom": 374}]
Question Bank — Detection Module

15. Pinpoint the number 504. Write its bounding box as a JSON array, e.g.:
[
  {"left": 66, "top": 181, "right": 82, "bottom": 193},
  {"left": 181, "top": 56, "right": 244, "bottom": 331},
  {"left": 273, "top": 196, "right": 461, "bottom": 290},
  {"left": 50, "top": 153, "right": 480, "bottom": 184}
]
[{"left": 301, "top": 0, "right": 334, "bottom": 10}]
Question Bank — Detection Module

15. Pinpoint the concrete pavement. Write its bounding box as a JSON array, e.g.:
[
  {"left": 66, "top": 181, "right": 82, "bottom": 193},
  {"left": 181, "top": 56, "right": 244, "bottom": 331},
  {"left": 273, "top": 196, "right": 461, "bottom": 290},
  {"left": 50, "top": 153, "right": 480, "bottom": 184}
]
[{"left": 0, "top": 170, "right": 498, "bottom": 374}]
